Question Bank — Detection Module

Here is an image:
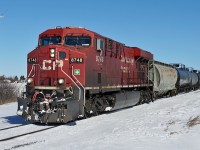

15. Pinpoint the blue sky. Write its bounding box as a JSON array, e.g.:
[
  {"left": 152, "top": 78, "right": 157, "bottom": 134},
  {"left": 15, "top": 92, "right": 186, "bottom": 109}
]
[{"left": 0, "top": 0, "right": 200, "bottom": 77}]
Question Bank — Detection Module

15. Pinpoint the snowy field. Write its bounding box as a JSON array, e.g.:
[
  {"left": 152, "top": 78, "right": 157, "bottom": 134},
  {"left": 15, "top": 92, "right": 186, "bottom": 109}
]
[{"left": 0, "top": 90, "right": 200, "bottom": 150}]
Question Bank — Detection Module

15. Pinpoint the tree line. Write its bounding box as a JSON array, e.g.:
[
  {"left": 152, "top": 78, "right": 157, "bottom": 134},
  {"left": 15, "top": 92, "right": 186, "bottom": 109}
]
[
  {"left": 0, "top": 75, "right": 26, "bottom": 105},
  {"left": 0, "top": 75, "right": 26, "bottom": 83}
]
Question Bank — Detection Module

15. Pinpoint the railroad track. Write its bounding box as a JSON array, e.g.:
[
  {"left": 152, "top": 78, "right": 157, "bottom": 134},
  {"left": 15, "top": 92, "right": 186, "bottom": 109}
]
[
  {"left": 0, "top": 125, "right": 59, "bottom": 142},
  {"left": 0, "top": 124, "right": 29, "bottom": 131}
]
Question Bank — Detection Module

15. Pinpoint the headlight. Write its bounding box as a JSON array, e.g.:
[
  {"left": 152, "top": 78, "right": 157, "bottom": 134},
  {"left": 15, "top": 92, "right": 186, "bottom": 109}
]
[
  {"left": 58, "top": 78, "right": 64, "bottom": 84},
  {"left": 27, "top": 78, "right": 33, "bottom": 84},
  {"left": 50, "top": 48, "right": 55, "bottom": 58}
]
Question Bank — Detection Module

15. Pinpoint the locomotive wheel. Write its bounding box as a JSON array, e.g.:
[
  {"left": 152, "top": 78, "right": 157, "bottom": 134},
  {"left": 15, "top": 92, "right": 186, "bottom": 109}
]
[
  {"left": 92, "top": 98, "right": 105, "bottom": 114},
  {"left": 169, "top": 91, "right": 174, "bottom": 97},
  {"left": 171, "top": 90, "right": 177, "bottom": 96},
  {"left": 84, "top": 97, "right": 105, "bottom": 117}
]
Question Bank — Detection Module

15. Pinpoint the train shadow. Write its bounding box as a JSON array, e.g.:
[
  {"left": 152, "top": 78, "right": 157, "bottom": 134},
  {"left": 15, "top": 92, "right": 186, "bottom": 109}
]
[
  {"left": 2, "top": 115, "right": 28, "bottom": 125},
  {"left": 32, "top": 121, "right": 77, "bottom": 126},
  {"left": 2, "top": 115, "right": 77, "bottom": 126},
  {"left": 66, "top": 121, "right": 77, "bottom": 126}
]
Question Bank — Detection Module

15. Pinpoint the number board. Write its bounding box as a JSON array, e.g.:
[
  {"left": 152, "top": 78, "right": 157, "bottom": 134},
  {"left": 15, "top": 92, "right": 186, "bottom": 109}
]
[
  {"left": 27, "top": 58, "right": 37, "bottom": 63},
  {"left": 70, "top": 58, "right": 84, "bottom": 63}
]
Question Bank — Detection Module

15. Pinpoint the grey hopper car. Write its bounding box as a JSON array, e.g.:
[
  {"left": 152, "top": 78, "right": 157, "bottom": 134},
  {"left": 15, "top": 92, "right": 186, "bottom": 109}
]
[{"left": 149, "top": 61, "right": 177, "bottom": 96}]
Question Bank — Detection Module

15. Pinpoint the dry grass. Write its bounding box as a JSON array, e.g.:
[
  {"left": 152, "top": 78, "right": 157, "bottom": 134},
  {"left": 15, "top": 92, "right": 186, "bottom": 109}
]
[
  {"left": 0, "top": 97, "right": 17, "bottom": 105},
  {"left": 187, "top": 116, "right": 200, "bottom": 128}
]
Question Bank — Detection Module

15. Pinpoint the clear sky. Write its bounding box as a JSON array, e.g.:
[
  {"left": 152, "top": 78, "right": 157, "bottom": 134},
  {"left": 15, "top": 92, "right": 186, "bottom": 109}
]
[{"left": 0, "top": 0, "right": 200, "bottom": 77}]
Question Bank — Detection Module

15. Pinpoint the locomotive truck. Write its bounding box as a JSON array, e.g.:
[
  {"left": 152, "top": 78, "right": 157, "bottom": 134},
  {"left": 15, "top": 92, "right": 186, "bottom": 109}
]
[{"left": 17, "top": 27, "right": 199, "bottom": 124}]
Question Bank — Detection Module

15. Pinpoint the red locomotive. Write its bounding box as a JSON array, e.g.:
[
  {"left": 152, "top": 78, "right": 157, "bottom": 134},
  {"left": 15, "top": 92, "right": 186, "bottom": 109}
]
[{"left": 17, "top": 27, "right": 154, "bottom": 123}]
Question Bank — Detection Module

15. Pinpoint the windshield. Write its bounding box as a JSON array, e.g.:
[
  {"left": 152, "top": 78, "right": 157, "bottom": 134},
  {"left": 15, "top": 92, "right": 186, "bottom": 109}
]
[
  {"left": 64, "top": 36, "right": 91, "bottom": 46},
  {"left": 39, "top": 36, "right": 62, "bottom": 46}
]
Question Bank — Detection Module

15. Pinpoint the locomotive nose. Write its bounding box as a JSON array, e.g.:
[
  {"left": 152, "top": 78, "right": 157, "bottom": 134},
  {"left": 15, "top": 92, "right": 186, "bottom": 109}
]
[{"left": 16, "top": 96, "right": 80, "bottom": 124}]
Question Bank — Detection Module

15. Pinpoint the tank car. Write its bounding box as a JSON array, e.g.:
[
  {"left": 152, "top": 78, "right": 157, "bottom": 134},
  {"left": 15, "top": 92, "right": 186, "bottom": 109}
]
[
  {"left": 17, "top": 27, "right": 153, "bottom": 123},
  {"left": 173, "top": 64, "right": 198, "bottom": 92},
  {"left": 197, "top": 71, "right": 200, "bottom": 87},
  {"left": 189, "top": 68, "right": 199, "bottom": 90}
]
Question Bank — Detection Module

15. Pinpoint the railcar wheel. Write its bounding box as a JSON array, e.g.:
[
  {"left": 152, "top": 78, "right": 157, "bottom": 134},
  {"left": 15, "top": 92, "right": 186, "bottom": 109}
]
[
  {"left": 152, "top": 92, "right": 157, "bottom": 102},
  {"left": 139, "top": 91, "right": 152, "bottom": 104}
]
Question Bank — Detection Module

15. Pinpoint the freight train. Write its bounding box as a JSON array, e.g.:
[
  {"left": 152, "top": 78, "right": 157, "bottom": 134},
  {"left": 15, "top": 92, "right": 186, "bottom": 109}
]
[{"left": 17, "top": 27, "right": 200, "bottom": 124}]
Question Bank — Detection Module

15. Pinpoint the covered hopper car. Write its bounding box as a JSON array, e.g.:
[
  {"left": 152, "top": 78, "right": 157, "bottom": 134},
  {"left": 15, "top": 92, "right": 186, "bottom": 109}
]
[{"left": 149, "top": 61, "right": 177, "bottom": 98}]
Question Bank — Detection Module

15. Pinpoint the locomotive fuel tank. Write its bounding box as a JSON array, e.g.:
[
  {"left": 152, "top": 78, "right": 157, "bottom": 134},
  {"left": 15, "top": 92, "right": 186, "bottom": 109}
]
[
  {"left": 149, "top": 61, "right": 177, "bottom": 96},
  {"left": 111, "top": 91, "right": 140, "bottom": 111}
]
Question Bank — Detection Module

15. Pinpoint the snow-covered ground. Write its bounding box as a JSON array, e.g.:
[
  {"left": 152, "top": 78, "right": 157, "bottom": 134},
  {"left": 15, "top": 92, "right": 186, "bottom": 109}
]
[{"left": 0, "top": 90, "right": 200, "bottom": 150}]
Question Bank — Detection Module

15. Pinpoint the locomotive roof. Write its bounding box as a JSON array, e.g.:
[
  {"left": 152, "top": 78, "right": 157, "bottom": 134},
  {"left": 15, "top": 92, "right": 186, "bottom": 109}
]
[
  {"left": 39, "top": 26, "right": 124, "bottom": 44},
  {"left": 39, "top": 26, "right": 93, "bottom": 37},
  {"left": 39, "top": 26, "right": 153, "bottom": 58}
]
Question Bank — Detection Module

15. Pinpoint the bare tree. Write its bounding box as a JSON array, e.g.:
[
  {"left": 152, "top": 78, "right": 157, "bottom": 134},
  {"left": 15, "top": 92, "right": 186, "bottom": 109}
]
[{"left": 0, "top": 83, "right": 17, "bottom": 104}]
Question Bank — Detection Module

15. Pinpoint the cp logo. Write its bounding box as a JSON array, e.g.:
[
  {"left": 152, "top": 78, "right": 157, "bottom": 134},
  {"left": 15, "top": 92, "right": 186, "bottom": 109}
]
[{"left": 42, "top": 60, "right": 63, "bottom": 70}]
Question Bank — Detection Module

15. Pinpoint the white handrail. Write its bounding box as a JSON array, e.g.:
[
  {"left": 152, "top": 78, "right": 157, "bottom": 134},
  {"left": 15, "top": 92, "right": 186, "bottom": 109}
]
[
  {"left": 61, "top": 66, "right": 81, "bottom": 101},
  {"left": 28, "top": 64, "right": 43, "bottom": 78}
]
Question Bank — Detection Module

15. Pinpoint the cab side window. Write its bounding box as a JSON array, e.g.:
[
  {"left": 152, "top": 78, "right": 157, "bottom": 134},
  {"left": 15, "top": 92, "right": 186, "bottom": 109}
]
[{"left": 96, "top": 38, "right": 104, "bottom": 51}]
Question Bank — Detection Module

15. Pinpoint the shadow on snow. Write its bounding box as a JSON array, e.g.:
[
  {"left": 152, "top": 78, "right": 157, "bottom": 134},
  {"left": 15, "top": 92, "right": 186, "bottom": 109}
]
[
  {"left": 2, "top": 115, "right": 77, "bottom": 126},
  {"left": 2, "top": 115, "right": 28, "bottom": 125}
]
